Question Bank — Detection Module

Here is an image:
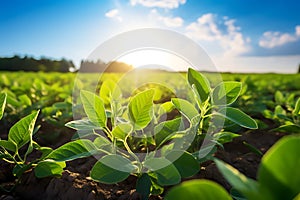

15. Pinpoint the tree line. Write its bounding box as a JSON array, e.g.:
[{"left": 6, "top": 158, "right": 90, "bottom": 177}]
[
  {"left": 0, "top": 55, "right": 75, "bottom": 72},
  {"left": 0, "top": 55, "right": 133, "bottom": 73}
]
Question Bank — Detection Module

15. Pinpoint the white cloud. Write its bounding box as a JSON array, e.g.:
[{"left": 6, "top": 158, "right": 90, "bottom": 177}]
[
  {"left": 259, "top": 25, "right": 300, "bottom": 48},
  {"left": 149, "top": 9, "right": 184, "bottom": 28},
  {"left": 130, "top": 0, "right": 186, "bottom": 9},
  {"left": 105, "top": 9, "right": 123, "bottom": 22},
  {"left": 185, "top": 13, "right": 251, "bottom": 56}
]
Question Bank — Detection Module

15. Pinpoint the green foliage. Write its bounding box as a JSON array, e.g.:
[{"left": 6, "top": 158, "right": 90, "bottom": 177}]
[
  {"left": 46, "top": 140, "right": 98, "bottom": 162},
  {"left": 215, "top": 135, "right": 300, "bottom": 200},
  {"left": 0, "top": 92, "right": 7, "bottom": 120},
  {"left": 0, "top": 93, "right": 65, "bottom": 180},
  {"left": 81, "top": 90, "right": 107, "bottom": 128},
  {"left": 216, "top": 107, "right": 258, "bottom": 129},
  {"left": 187, "top": 68, "right": 210, "bottom": 103},
  {"left": 34, "top": 161, "right": 66, "bottom": 178},
  {"left": 64, "top": 68, "right": 257, "bottom": 199},
  {"left": 128, "top": 89, "right": 155, "bottom": 130},
  {"left": 263, "top": 92, "right": 300, "bottom": 133},
  {"left": 165, "top": 180, "right": 232, "bottom": 200},
  {"left": 90, "top": 154, "right": 136, "bottom": 184}
]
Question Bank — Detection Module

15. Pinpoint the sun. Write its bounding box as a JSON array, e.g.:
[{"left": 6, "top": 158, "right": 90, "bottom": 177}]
[{"left": 117, "top": 49, "right": 191, "bottom": 71}]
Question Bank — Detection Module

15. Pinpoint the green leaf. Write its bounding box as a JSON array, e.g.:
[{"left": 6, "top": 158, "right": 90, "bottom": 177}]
[
  {"left": 274, "top": 105, "right": 286, "bottom": 116},
  {"left": 93, "top": 135, "right": 111, "bottom": 148},
  {"left": 171, "top": 98, "right": 198, "bottom": 121},
  {"left": 243, "top": 142, "right": 263, "bottom": 157},
  {"left": 8, "top": 111, "right": 39, "bottom": 149},
  {"left": 128, "top": 89, "right": 155, "bottom": 130},
  {"left": 165, "top": 180, "right": 232, "bottom": 200},
  {"left": 272, "top": 124, "right": 300, "bottom": 134},
  {"left": 18, "top": 94, "right": 32, "bottom": 106},
  {"left": 80, "top": 90, "right": 107, "bottom": 128},
  {"left": 65, "top": 119, "right": 102, "bottom": 130},
  {"left": 0, "top": 93, "right": 7, "bottom": 120},
  {"left": 47, "top": 139, "right": 98, "bottom": 162},
  {"left": 90, "top": 154, "right": 135, "bottom": 184},
  {"left": 13, "top": 163, "right": 32, "bottom": 178},
  {"left": 111, "top": 123, "right": 132, "bottom": 141},
  {"left": 187, "top": 68, "right": 210, "bottom": 103},
  {"left": 213, "top": 132, "right": 240, "bottom": 144},
  {"left": 212, "top": 82, "right": 242, "bottom": 105},
  {"left": 100, "top": 80, "right": 122, "bottom": 106},
  {"left": 214, "top": 159, "right": 259, "bottom": 200},
  {"left": 215, "top": 107, "right": 258, "bottom": 129},
  {"left": 157, "top": 101, "right": 175, "bottom": 117},
  {"left": 258, "top": 135, "right": 300, "bottom": 199},
  {"left": 154, "top": 118, "right": 183, "bottom": 148},
  {"left": 136, "top": 174, "right": 152, "bottom": 200},
  {"left": 0, "top": 140, "right": 17, "bottom": 152},
  {"left": 144, "top": 158, "right": 181, "bottom": 186},
  {"left": 166, "top": 150, "right": 199, "bottom": 178},
  {"left": 293, "top": 97, "right": 300, "bottom": 115},
  {"left": 275, "top": 91, "right": 284, "bottom": 104},
  {"left": 34, "top": 161, "right": 66, "bottom": 178}
]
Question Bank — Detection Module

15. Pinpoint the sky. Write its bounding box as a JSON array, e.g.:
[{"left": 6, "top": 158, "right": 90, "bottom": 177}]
[{"left": 0, "top": 0, "right": 300, "bottom": 73}]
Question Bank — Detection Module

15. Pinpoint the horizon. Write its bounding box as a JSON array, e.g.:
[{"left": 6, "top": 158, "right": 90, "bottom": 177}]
[{"left": 0, "top": 0, "right": 300, "bottom": 73}]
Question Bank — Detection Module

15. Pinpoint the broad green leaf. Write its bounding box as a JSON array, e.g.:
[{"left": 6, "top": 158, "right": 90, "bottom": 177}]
[
  {"left": 215, "top": 107, "right": 258, "bottom": 129},
  {"left": 18, "top": 94, "right": 32, "bottom": 106},
  {"left": 272, "top": 124, "right": 300, "bottom": 134},
  {"left": 0, "top": 140, "right": 16, "bottom": 152},
  {"left": 274, "top": 105, "right": 286, "bottom": 116},
  {"left": 144, "top": 158, "right": 181, "bottom": 186},
  {"left": 0, "top": 93, "right": 7, "bottom": 120},
  {"left": 100, "top": 80, "right": 122, "bottom": 106},
  {"left": 8, "top": 111, "right": 39, "bottom": 149},
  {"left": 65, "top": 119, "right": 102, "bottom": 130},
  {"left": 214, "top": 159, "right": 259, "bottom": 200},
  {"left": 166, "top": 151, "right": 199, "bottom": 178},
  {"left": 171, "top": 98, "right": 198, "bottom": 121},
  {"left": 187, "top": 68, "right": 210, "bottom": 103},
  {"left": 90, "top": 154, "right": 135, "bottom": 184},
  {"left": 128, "top": 89, "right": 155, "bottom": 130},
  {"left": 165, "top": 180, "right": 232, "bottom": 200},
  {"left": 111, "top": 123, "right": 132, "bottom": 141},
  {"left": 275, "top": 91, "right": 284, "bottom": 104},
  {"left": 293, "top": 97, "right": 300, "bottom": 115},
  {"left": 80, "top": 90, "right": 107, "bottom": 128},
  {"left": 258, "top": 135, "right": 300, "bottom": 199},
  {"left": 47, "top": 139, "right": 98, "bottom": 162},
  {"left": 136, "top": 174, "right": 152, "bottom": 200},
  {"left": 34, "top": 161, "right": 66, "bottom": 178},
  {"left": 154, "top": 118, "right": 183, "bottom": 147},
  {"left": 212, "top": 82, "right": 242, "bottom": 105}
]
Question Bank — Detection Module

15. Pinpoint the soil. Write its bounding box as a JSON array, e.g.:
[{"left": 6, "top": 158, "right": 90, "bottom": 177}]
[{"left": 0, "top": 125, "right": 285, "bottom": 200}]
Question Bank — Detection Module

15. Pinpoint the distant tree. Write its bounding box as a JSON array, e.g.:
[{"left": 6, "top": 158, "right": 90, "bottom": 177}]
[
  {"left": 0, "top": 55, "right": 75, "bottom": 72},
  {"left": 80, "top": 60, "right": 133, "bottom": 73},
  {"left": 298, "top": 64, "right": 300, "bottom": 73}
]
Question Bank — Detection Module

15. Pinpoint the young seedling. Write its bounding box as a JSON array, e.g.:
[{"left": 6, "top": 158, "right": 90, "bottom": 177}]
[
  {"left": 263, "top": 91, "right": 300, "bottom": 133},
  {"left": 0, "top": 92, "right": 65, "bottom": 190},
  {"left": 59, "top": 68, "right": 257, "bottom": 199}
]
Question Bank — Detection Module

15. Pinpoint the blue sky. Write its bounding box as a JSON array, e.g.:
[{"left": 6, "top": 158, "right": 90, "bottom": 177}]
[{"left": 0, "top": 0, "right": 300, "bottom": 73}]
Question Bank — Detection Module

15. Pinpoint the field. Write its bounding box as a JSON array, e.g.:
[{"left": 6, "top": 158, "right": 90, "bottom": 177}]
[{"left": 0, "top": 71, "right": 300, "bottom": 200}]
